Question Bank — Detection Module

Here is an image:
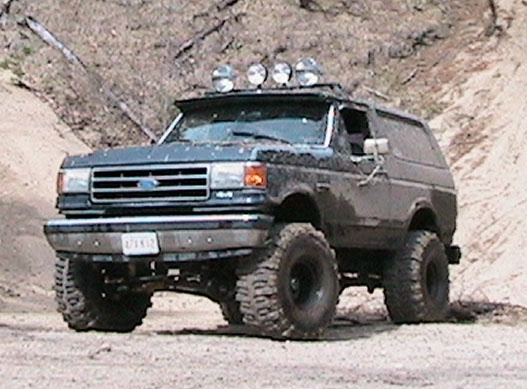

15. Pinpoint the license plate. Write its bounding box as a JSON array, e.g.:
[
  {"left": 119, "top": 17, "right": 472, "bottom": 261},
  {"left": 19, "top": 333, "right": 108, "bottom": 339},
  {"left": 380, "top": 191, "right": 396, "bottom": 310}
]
[{"left": 121, "top": 232, "right": 159, "bottom": 256}]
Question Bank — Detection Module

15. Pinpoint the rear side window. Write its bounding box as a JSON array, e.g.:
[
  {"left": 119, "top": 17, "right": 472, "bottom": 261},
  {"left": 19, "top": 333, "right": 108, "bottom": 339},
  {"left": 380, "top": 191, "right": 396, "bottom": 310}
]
[{"left": 376, "top": 112, "right": 444, "bottom": 167}]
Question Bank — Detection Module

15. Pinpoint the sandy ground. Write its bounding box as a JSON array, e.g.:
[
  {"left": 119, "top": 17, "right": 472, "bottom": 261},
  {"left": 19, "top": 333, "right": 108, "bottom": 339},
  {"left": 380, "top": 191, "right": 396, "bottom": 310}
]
[
  {"left": 1, "top": 304, "right": 526, "bottom": 389},
  {"left": 0, "top": 70, "right": 89, "bottom": 312}
]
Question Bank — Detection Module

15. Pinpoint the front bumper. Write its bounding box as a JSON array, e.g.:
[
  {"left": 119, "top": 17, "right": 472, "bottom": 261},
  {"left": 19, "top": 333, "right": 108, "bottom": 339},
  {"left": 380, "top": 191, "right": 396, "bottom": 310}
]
[{"left": 44, "top": 214, "right": 272, "bottom": 261}]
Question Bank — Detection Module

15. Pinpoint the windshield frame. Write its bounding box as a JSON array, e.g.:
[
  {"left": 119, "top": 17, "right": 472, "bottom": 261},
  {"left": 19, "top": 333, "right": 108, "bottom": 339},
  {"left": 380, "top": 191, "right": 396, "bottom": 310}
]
[
  {"left": 159, "top": 101, "right": 336, "bottom": 148},
  {"left": 158, "top": 113, "right": 183, "bottom": 145}
]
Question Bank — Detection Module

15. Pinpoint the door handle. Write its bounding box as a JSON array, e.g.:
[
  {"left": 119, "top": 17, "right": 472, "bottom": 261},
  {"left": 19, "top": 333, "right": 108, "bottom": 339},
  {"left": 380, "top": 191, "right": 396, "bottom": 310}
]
[{"left": 358, "top": 165, "right": 387, "bottom": 186}]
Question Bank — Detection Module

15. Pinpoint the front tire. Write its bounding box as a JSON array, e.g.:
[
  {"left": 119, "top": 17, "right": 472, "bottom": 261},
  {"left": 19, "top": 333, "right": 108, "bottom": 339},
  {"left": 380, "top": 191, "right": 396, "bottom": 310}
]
[
  {"left": 219, "top": 298, "right": 243, "bottom": 325},
  {"left": 54, "top": 256, "right": 152, "bottom": 332},
  {"left": 236, "top": 223, "right": 339, "bottom": 339},
  {"left": 383, "top": 230, "right": 449, "bottom": 324}
]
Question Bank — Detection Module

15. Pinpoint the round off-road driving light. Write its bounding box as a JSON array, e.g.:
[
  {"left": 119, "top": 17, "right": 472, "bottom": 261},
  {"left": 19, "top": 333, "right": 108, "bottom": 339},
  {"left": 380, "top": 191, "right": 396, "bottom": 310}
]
[
  {"left": 271, "top": 62, "right": 292, "bottom": 85},
  {"left": 247, "top": 63, "right": 268, "bottom": 87},
  {"left": 295, "top": 58, "right": 322, "bottom": 86},
  {"left": 212, "top": 65, "right": 236, "bottom": 93}
]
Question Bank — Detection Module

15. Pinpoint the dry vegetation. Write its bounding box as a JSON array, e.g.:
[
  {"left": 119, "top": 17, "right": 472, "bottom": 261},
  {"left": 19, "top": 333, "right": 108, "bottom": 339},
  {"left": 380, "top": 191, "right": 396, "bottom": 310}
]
[{"left": 1, "top": 0, "right": 490, "bottom": 148}]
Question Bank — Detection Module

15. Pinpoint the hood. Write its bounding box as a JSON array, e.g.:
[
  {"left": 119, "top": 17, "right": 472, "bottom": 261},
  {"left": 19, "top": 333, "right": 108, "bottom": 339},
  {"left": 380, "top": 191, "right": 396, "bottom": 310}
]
[
  {"left": 63, "top": 143, "right": 260, "bottom": 168},
  {"left": 62, "top": 142, "right": 334, "bottom": 169}
]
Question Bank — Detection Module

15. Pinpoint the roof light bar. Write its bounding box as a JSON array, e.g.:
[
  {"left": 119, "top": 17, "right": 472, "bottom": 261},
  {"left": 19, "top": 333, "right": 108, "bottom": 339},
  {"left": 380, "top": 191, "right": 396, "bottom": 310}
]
[
  {"left": 271, "top": 62, "right": 293, "bottom": 85},
  {"left": 295, "top": 58, "right": 322, "bottom": 87},
  {"left": 212, "top": 65, "right": 236, "bottom": 93},
  {"left": 247, "top": 63, "right": 268, "bottom": 87},
  {"left": 211, "top": 58, "right": 324, "bottom": 92}
]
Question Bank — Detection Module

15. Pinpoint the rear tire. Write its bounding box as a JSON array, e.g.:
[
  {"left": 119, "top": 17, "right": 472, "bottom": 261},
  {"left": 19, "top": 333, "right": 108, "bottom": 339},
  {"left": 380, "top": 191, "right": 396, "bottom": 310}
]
[
  {"left": 383, "top": 230, "right": 449, "bottom": 324},
  {"left": 54, "top": 256, "right": 152, "bottom": 332},
  {"left": 236, "top": 223, "right": 339, "bottom": 339}
]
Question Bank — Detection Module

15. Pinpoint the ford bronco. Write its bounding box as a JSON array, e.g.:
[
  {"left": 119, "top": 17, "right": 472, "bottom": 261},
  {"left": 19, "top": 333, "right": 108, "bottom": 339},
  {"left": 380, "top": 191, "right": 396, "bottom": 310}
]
[{"left": 44, "top": 60, "right": 461, "bottom": 339}]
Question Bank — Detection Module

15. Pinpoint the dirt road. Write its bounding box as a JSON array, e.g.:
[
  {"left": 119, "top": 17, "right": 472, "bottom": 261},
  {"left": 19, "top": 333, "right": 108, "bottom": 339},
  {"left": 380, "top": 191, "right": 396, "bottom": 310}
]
[{"left": 1, "top": 302, "right": 526, "bottom": 389}]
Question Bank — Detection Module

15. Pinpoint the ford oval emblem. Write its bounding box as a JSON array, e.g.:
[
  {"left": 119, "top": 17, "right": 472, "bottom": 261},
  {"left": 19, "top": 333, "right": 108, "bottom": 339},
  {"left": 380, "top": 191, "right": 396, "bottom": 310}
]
[{"left": 137, "top": 178, "right": 159, "bottom": 191}]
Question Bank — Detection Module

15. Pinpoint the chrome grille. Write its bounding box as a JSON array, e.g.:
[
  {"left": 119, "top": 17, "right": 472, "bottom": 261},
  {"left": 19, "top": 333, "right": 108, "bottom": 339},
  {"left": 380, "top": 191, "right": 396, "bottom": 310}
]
[{"left": 91, "top": 164, "right": 209, "bottom": 203}]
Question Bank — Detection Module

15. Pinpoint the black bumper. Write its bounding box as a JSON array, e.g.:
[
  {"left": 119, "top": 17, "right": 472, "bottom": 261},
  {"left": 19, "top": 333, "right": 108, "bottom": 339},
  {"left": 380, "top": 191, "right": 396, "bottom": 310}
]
[{"left": 44, "top": 214, "right": 272, "bottom": 262}]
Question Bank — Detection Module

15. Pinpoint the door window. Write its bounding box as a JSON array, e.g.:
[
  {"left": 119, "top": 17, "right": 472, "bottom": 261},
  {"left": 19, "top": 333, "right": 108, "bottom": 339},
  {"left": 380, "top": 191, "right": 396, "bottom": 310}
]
[
  {"left": 376, "top": 112, "right": 443, "bottom": 166},
  {"left": 338, "top": 108, "right": 371, "bottom": 155}
]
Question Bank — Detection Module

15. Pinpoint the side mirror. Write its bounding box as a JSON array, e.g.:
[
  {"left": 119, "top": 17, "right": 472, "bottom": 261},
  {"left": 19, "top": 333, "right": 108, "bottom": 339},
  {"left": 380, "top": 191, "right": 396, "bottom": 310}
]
[{"left": 364, "top": 138, "right": 390, "bottom": 156}]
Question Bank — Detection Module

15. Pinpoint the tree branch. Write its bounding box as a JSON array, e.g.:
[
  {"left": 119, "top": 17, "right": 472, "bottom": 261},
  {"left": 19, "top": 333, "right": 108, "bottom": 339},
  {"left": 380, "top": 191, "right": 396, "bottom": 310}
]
[
  {"left": 24, "top": 16, "right": 85, "bottom": 68},
  {"left": 298, "top": 0, "right": 324, "bottom": 12},
  {"left": 23, "top": 16, "right": 157, "bottom": 143},
  {"left": 0, "top": 0, "right": 15, "bottom": 17},
  {"left": 363, "top": 86, "right": 391, "bottom": 101},
  {"left": 401, "top": 68, "right": 418, "bottom": 85},
  {"left": 485, "top": 0, "right": 502, "bottom": 36},
  {"left": 174, "top": 16, "right": 236, "bottom": 60},
  {"left": 216, "top": 0, "right": 240, "bottom": 11},
  {"left": 0, "top": 0, "right": 17, "bottom": 24}
]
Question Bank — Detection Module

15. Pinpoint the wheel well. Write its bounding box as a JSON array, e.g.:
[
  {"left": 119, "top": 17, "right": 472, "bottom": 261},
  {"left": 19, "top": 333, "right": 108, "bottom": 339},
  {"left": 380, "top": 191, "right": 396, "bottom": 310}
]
[
  {"left": 273, "top": 193, "right": 321, "bottom": 229},
  {"left": 408, "top": 208, "right": 439, "bottom": 234}
]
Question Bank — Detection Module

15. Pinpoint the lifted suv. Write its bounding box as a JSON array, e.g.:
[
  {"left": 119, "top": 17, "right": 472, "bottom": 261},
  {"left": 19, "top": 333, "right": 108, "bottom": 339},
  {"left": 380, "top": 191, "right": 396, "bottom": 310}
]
[{"left": 44, "top": 84, "right": 460, "bottom": 339}]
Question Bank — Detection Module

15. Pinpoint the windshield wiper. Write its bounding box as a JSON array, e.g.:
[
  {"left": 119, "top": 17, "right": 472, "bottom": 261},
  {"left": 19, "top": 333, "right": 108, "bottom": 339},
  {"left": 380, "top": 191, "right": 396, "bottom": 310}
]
[{"left": 231, "top": 130, "right": 293, "bottom": 145}]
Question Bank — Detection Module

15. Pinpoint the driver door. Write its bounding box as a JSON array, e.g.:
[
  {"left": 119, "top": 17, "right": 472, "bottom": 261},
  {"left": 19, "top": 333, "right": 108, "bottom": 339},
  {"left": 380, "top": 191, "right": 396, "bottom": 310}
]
[{"left": 327, "top": 105, "right": 395, "bottom": 249}]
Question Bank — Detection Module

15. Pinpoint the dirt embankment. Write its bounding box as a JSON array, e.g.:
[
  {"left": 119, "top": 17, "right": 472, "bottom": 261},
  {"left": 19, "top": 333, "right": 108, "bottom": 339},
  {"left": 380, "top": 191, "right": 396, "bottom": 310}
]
[
  {"left": 0, "top": 70, "right": 89, "bottom": 311},
  {"left": 431, "top": 0, "right": 527, "bottom": 307},
  {"left": 2, "top": 0, "right": 489, "bottom": 147}
]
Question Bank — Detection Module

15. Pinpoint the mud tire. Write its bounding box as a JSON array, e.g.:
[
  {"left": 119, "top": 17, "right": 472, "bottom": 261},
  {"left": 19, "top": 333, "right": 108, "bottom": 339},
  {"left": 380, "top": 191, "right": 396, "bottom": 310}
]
[
  {"left": 54, "top": 256, "right": 152, "bottom": 332},
  {"left": 236, "top": 223, "right": 339, "bottom": 339},
  {"left": 383, "top": 230, "right": 449, "bottom": 324}
]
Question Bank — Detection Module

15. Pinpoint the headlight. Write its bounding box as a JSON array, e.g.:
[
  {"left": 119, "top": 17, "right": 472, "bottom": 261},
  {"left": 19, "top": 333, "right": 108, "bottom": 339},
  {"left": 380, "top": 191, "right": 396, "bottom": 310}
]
[
  {"left": 211, "top": 163, "right": 267, "bottom": 189},
  {"left": 57, "top": 168, "right": 91, "bottom": 194}
]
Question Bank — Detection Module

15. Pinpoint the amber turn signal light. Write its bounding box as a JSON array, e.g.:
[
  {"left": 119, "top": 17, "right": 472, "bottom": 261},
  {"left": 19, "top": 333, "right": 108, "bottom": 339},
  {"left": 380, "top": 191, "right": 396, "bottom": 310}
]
[
  {"left": 245, "top": 164, "right": 267, "bottom": 188},
  {"left": 56, "top": 171, "right": 65, "bottom": 194}
]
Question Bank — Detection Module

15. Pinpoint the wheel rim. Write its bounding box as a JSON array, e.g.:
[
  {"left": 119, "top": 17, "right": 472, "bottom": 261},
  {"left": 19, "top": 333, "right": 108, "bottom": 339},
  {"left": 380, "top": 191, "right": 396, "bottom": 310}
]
[
  {"left": 288, "top": 258, "right": 322, "bottom": 308},
  {"left": 425, "top": 261, "right": 441, "bottom": 302}
]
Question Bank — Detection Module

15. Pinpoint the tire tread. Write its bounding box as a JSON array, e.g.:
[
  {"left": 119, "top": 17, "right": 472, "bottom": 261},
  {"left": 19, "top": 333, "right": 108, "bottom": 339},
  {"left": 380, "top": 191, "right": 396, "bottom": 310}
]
[
  {"left": 235, "top": 223, "right": 338, "bottom": 339},
  {"left": 54, "top": 256, "right": 151, "bottom": 332},
  {"left": 383, "top": 230, "right": 449, "bottom": 324}
]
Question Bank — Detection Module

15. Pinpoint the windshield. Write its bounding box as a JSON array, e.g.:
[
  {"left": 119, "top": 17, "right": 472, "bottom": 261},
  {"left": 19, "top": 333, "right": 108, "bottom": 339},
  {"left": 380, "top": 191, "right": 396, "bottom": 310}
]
[{"left": 163, "top": 100, "right": 330, "bottom": 145}]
